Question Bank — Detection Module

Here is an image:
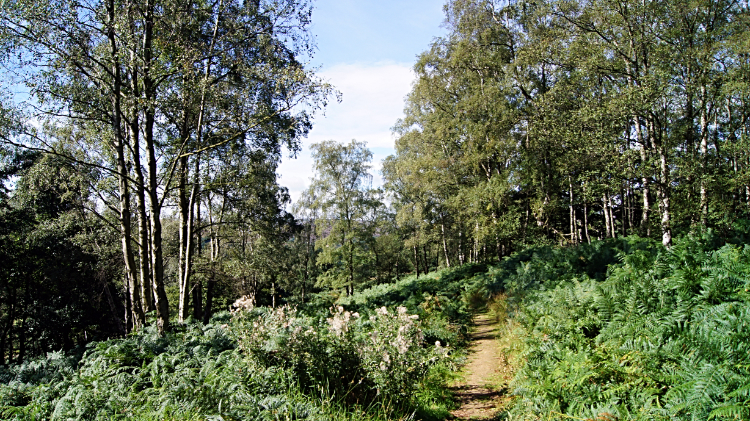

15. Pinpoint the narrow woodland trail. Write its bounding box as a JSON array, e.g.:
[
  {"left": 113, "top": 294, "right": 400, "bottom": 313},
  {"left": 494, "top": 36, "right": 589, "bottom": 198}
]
[{"left": 449, "top": 313, "right": 512, "bottom": 420}]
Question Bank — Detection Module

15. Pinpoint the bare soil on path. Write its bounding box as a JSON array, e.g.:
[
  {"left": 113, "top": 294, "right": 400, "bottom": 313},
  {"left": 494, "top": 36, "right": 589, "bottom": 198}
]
[{"left": 449, "top": 313, "right": 512, "bottom": 420}]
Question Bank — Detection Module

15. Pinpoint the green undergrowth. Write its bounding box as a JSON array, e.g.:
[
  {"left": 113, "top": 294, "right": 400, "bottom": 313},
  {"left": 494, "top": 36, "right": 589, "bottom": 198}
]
[
  {"left": 336, "top": 263, "right": 492, "bottom": 348},
  {"left": 334, "top": 230, "right": 750, "bottom": 420},
  {"left": 498, "top": 232, "right": 750, "bottom": 420},
  {"left": 0, "top": 316, "right": 370, "bottom": 421},
  {"left": 0, "top": 263, "right": 489, "bottom": 420},
  {"left": 4, "top": 230, "right": 748, "bottom": 420}
]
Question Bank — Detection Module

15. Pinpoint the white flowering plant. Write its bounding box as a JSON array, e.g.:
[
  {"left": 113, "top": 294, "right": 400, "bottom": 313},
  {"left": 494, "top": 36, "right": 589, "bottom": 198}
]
[
  {"left": 355, "top": 306, "right": 445, "bottom": 403},
  {"left": 230, "top": 304, "right": 447, "bottom": 407},
  {"left": 230, "top": 305, "right": 362, "bottom": 396}
]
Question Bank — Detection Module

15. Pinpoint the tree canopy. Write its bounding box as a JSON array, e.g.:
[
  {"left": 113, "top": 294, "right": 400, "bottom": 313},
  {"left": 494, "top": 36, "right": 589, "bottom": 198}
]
[
  {"left": 384, "top": 0, "right": 750, "bottom": 266},
  {"left": 0, "top": 0, "right": 332, "bottom": 336}
]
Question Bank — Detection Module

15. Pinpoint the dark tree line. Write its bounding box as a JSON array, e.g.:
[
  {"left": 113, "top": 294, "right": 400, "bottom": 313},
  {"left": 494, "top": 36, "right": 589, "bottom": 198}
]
[{"left": 0, "top": 151, "right": 124, "bottom": 364}]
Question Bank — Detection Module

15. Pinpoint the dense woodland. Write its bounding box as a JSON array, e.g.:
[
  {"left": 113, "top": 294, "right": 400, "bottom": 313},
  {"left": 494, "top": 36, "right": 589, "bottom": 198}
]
[{"left": 1, "top": 0, "right": 750, "bottom": 419}]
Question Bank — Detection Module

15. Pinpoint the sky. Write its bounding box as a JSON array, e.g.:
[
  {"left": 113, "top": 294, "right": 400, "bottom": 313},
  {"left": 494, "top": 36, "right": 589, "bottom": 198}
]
[{"left": 275, "top": 0, "right": 447, "bottom": 205}]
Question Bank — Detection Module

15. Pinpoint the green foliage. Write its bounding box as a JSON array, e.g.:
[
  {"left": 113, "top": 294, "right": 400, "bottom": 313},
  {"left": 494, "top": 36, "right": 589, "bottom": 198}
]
[
  {"left": 8, "top": 226, "right": 749, "bottom": 421},
  {"left": 3, "top": 318, "right": 266, "bottom": 420},
  {"left": 0, "top": 282, "right": 460, "bottom": 421},
  {"left": 336, "top": 264, "right": 493, "bottom": 347},
  {"left": 502, "top": 232, "right": 750, "bottom": 420},
  {"left": 0, "top": 316, "right": 367, "bottom": 420},
  {"left": 231, "top": 304, "right": 446, "bottom": 409},
  {"left": 386, "top": 0, "right": 750, "bottom": 267},
  {"left": 231, "top": 305, "right": 360, "bottom": 397},
  {"left": 0, "top": 151, "right": 124, "bottom": 363},
  {"left": 298, "top": 140, "right": 396, "bottom": 293}
]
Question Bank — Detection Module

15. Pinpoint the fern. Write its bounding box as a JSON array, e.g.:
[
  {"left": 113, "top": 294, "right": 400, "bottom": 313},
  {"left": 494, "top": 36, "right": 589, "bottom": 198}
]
[
  {"left": 709, "top": 403, "right": 749, "bottom": 420},
  {"left": 505, "top": 234, "right": 750, "bottom": 420}
]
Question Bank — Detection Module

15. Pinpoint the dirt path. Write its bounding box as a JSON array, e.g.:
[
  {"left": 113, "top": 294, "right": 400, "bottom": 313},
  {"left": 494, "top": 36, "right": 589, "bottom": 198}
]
[{"left": 449, "top": 313, "right": 512, "bottom": 420}]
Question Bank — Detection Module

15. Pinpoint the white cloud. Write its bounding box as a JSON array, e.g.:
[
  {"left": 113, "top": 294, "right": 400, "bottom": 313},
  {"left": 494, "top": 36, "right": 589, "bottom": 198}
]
[{"left": 277, "top": 62, "right": 414, "bottom": 205}]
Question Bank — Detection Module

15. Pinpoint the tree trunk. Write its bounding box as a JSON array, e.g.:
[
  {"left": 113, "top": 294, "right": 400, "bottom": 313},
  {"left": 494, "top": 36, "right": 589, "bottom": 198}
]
[
  {"left": 302, "top": 221, "right": 312, "bottom": 303},
  {"left": 108, "top": 0, "right": 143, "bottom": 330},
  {"left": 206, "top": 229, "right": 219, "bottom": 324},
  {"left": 635, "top": 118, "right": 650, "bottom": 236},
  {"left": 458, "top": 229, "right": 465, "bottom": 265},
  {"left": 178, "top": 155, "right": 189, "bottom": 321},
  {"left": 203, "top": 271, "right": 214, "bottom": 324},
  {"left": 659, "top": 150, "right": 672, "bottom": 247},
  {"left": 5, "top": 318, "right": 12, "bottom": 364},
  {"left": 178, "top": 154, "right": 199, "bottom": 322},
  {"left": 583, "top": 202, "right": 591, "bottom": 244},
  {"left": 652, "top": 119, "right": 672, "bottom": 248},
  {"left": 440, "top": 216, "right": 451, "bottom": 268},
  {"left": 143, "top": 0, "right": 169, "bottom": 332},
  {"left": 609, "top": 191, "right": 616, "bottom": 238},
  {"left": 348, "top": 237, "right": 354, "bottom": 296},
  {"left": 123, "top": 273, "right": 132, "bottom": 332},
  {"left": 626, "top": 185, "right": 633, "bottom": 234},
  {"left": 133, "top": 144, "right": 154, "bottom": 316},
  {"left": 699, "top": 85, "right": 710, "bottom": 226},
  {"left": 18, "top": 317, "right": 26, "bottom": 363},
  {"left": 1, "top": 288, "right": 16, "bottom": 365},
  {"left": 474, "top": 222, "right": 480, "bottom": 263},
  {"left": 125, "top": 19, "right": 154, "bottom": 315},
  {"left": 569, "top": 176, "right": 577, "bottom": 244},
  {"left": 135, "top": 177, "right": 153, "bottom": 314},
  {"left": 603, "top": 194, "right": 612, "bottom": 238},
  {"left": 413, "top": 244, "right": 420, "bottom": 278},
  {"left": 203, "top": 196, "right": 224, "bottom": 324},
  {"left": 147, "top": 139, "right": 169, "bottom": 332},
  {"left": 622, "top": 185, "right": 629, "bottom": 234},
  {"left": 193, "top": 197, "right": 203, "bottom": 321}
]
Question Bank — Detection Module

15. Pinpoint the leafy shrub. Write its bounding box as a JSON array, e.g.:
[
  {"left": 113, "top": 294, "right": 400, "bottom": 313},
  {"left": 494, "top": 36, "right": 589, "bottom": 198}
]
[
  {"left": 231, "top": 304, "right": 446, "bottom": 408},
  {"left": 231, "top": 305, "right": 362, "bottom": 397},
  {"left": 356, "top": 306, "right": 443, "bottom": 401}
]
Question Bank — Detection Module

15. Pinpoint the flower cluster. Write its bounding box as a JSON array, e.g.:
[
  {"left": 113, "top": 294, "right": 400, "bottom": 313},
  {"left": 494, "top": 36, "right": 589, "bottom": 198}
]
[
  {"left": 357, "top": 306, "right": 439, "bottom": 400},
  {"left": 230, "top": 305, "right": 363, "bottom": 397},
  {"left": 231, "top": 295, "right": 255, "bottom": 313},
  {"left": 326, "top": 305, "right": 359, "bottom": 337},
  {"left": 231, "top": 304, "right": 445, "bottom": 406},
  {"left": 231, "top": 306, "right": 319, "bottom": 369}
]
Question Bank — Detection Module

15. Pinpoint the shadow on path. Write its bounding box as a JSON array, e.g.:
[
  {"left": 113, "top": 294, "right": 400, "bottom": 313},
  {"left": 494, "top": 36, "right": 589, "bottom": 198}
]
[{"left": 448, "top": 313, "right": 511, "bottom": 420}]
